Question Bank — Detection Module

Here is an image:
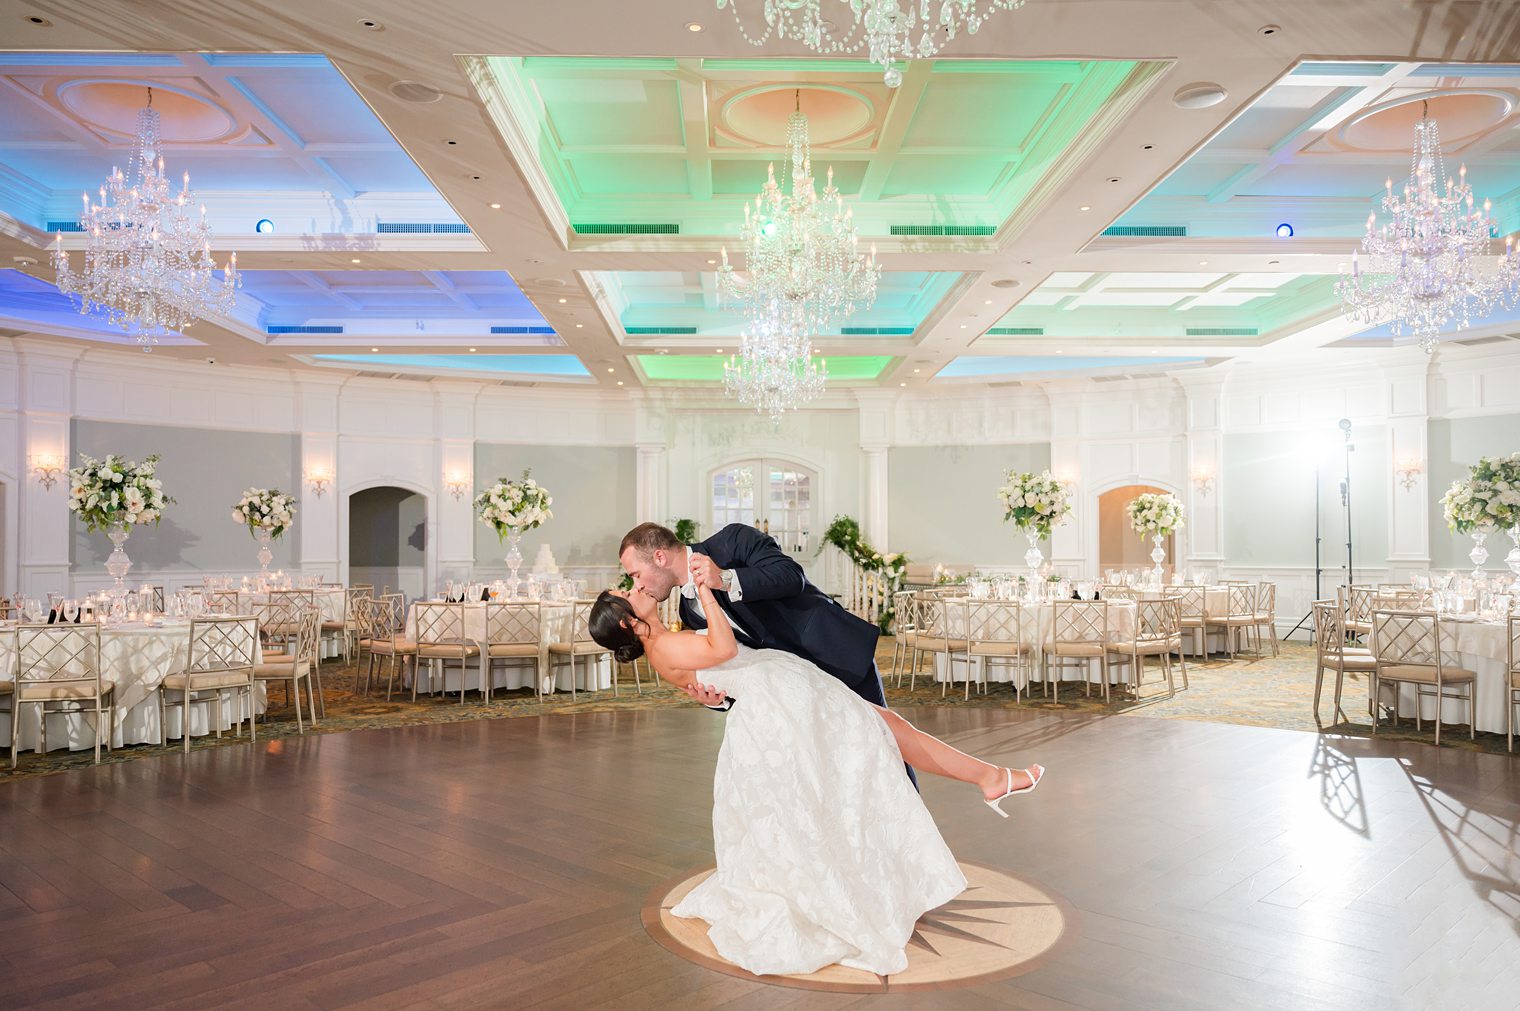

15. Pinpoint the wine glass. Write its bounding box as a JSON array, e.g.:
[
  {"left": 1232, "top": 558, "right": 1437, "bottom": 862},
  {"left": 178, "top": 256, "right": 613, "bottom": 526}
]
[{"left": 62, "top": 598, "right": 79, "bottom": 623}]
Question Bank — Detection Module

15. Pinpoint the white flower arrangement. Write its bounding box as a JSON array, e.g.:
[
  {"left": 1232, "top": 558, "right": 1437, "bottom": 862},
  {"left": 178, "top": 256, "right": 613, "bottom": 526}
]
[
  {"left": 232, "top": 487, "right": 298, "bottom": 539},
  {"left": 1127, "top": 492, "right": 1185, "bottom": 538},
  {"left": 67, "top": 453, "right": 171, "bottom": 532},
  {"left": 1465, "top": 454, "right": 1520, "bottom": 530},
  {"left": 997, "top": 470, "right": 1073, "bottom": 537},
  {"left": 474, "top": 469, "right": 553, "bottom": 538}
]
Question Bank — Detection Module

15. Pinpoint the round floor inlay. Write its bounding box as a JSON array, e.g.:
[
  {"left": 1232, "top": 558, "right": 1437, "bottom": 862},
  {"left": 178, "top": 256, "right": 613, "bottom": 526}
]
[{"left": 641, "top": 861, "right": 1079, "bottom": 993}]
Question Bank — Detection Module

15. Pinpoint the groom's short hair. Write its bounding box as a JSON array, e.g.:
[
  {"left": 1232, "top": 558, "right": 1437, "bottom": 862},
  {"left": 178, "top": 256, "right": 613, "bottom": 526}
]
[{"left": 620, "top": 522, "right": 681, "bottom": 557}]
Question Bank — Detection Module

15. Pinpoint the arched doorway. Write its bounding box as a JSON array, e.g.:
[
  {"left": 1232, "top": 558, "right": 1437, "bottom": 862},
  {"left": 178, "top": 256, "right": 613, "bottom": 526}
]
[
  {"left": 1098, "top": 484, "right": 1176, "bottom": 577},
  {"left": 348, "top": 486, "right": 427, "bottom": 599},
  {"left": 709, "top": 458, "right": 816, "bottom": 558}
]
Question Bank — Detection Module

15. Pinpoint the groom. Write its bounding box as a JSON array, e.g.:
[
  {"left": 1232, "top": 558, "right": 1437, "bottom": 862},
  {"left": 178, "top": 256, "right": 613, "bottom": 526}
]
[{"left": 618, "top": 521, "right": 916, "bottom": 786}]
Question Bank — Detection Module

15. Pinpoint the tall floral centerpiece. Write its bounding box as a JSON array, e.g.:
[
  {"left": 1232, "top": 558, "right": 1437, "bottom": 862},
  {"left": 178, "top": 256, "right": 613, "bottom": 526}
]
[
  {"left": 997, "top": 470, "right": 1073, "bottom": 575},
  {"left": 67, "top": 453, "right": 172, "bottom": 595},
  {"left": 1127, "top": 492, "right": 1185, "bottom": 582},
  {"left": 232, "top": 488, "right": 297, "bottom": 582},
  {"left": 1466, "top": 454, "right": 1520, "bottom": 591},
  {"left": 474, "top": 470, "right": 553, "bottom": 595},
  {"left": 1440, "top": 477, "right": 1499, "bottom": 577}
]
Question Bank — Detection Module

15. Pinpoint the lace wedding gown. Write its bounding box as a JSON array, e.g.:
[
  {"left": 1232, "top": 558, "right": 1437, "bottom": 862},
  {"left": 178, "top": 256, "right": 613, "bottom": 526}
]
[{"left": 672, "top": 644, "right": 967, "bottom": 977}]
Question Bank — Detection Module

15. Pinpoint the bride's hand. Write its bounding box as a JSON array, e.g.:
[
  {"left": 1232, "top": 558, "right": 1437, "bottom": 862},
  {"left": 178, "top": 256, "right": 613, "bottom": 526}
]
[{"left": 683, "top": 681, "right": 728, "bottom": 706}]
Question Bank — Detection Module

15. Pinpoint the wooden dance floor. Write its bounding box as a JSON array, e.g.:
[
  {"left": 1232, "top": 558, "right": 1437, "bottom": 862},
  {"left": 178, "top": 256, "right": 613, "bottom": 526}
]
[{"left": 1, "top": 706, "right": 1517, "bottom": 1008}]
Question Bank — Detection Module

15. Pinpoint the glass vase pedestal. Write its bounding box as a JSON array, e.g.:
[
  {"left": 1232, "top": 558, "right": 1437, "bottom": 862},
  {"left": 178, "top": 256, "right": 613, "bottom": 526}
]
[
  {"left": 1507, "top": 525, "right": 1520, "bottom": 595},
  {"left": 1023, "top": 530, "right": 1043, "bottom": 576},
  {"left": 1149, "top": 533, "right": 1167, "bottom": 584},
  {"left": 105, "top": 526, "right": 132, "bottom": 597},
  {"left": 256, "top": 527, "right": 274, "bottom": 586},
  {"left": 505, "top": 531, "right": 524, "bottom": 598},
  {"left": 1469, "top": 530, "right": 1490, "bottom": 580}
]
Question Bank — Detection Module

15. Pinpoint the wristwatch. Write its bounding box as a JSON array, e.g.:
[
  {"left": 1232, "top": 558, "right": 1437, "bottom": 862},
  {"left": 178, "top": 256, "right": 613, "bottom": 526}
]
[{"left": 719, "top": 568, "right": 735, "bottom": 592}]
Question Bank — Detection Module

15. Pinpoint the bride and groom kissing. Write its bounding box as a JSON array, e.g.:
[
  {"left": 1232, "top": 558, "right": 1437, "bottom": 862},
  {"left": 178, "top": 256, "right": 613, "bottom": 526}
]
[{"left": 588, "top": 521, "right": 1044, "bottom": 977}]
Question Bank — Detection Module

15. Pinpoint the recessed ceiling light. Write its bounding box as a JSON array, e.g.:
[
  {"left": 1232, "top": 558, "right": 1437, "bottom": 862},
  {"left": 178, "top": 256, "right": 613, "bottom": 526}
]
[
  {"left": 1079, "top": 205, "right": 1091, "bottom": 212},
  {"left": 1258, "top": 24, "right": 1280, "bottom": 35},
  {"left": 1275, "top": 222, "right": 1294, "bottom": 238},
  {"left": 960, "top": 324, "right": 967, "bottom": 329},
  {"left": 715, "top": 348, "right": 723, "bottom": 353},
  {"left": 606, "top": 367, "right": 614, "bottom": 373},
  {"left": 358, "top": 17, "right": 382, "bottom": 30},
  {"left": 370, "top": 347, "right": 379, "bottom": 352},
  {"left": 350, "top": 258, "right": 361, "bottom": 264},
  {"left": 1268, "top": 259, "right": 1281, "bottom": 266},
  {"left": 255, "top": 218, "right": 274, "bottom": 234},
  {"left": 707, "top": 259, "right": 717, "bottom": 265},
  {"left": 489, "top": 202, "right": 501, "bottom": 209},
  {"left": 685, "top": 21, "right": 704, "bottom": 31},
  {"left": 1055, "top": 350, "right": 1063, "bottom": 354},
  {"left": 983, "top": 299, "right": 993, "bottom": 305},
  {"left": 1142, "top": 144, "right": 1154, "bottom": 150},
  {"left": 469, "top": 347, "right": 477, "bottom": 352},
  {"left": 557, "top": 297, "right": 567, "bottom": 303},
  {"left": 445, "top": 139, "right": 458, "bottom": 146},
  {"left": 575, "top": 323, "right": 583, "bottom": 328},
  {"left": 913, "top": 368, "right": 921, "bottom": 373},
  {"left": 1199, "top": 260, "right": 1208, "bottom": 266},
  {"left": 1173, "top": 82, "right": 1228, "bottom": 110},
  {"left": 899, "top": 382, "right": 907, "bottom": 387},
  {"left": 1106, "top": 177, "right": 1121, "bottom": 183}
]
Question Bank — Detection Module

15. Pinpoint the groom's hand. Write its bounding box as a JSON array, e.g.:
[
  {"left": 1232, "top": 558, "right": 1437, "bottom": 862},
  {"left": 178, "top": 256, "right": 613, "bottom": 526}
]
[
  {"left": 689, "top": 552, "right": 723, "bottom": 590},
  {"left": 683, "top": 681, "right": 729, "bottom": 707}
]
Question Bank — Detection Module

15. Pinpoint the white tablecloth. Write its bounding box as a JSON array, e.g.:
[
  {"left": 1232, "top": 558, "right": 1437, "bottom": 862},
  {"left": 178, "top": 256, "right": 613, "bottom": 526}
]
[
  {"left": 0, "top": 621, "right": 265, "bottom": 753},
  {"left": 234, "top": 588, "right": 347, "bottom": 622},
  {"left": 403, "top": 601, "right": 612, "bottom": 694},
  {"left": 928, "top": 599, "right": 1138, "bottom": 686},
  {"left": 1388, "top": 618, "right": 1514, "bottom": 735}
]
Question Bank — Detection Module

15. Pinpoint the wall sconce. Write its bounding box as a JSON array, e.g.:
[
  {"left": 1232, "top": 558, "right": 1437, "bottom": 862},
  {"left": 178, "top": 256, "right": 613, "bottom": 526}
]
[
  {"left": 305, "top": 466, "right": 332, "bottom": 499},
  {"left": 445, "top": 471, "right": 471, "bottom": 502},
  {"left": 30, "top": 453, "right": 64, "bottom": 491},
  {"left": 1396, "top": 457, "right": 1423, "bottom": 491},
  {"left": 1191, "top": 468, "right": 1214, "bottom": 497}
]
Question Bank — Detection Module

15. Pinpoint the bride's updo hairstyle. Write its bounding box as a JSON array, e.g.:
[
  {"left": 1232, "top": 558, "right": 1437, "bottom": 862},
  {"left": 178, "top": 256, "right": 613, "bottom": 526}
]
[{"left": 589, "top": 590, "right": 647, "bottom": 663}]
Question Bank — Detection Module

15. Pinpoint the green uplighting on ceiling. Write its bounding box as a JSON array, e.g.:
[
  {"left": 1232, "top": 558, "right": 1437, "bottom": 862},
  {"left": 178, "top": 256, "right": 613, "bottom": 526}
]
[{"left": 637, "top": 355, "right": 890, "bottom": 382}]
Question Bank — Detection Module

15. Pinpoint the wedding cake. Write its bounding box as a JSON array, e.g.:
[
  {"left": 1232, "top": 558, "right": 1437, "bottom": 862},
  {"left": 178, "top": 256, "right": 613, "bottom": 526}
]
[{"left": 532, "top": 544, "right": 560, "bottom": 577}]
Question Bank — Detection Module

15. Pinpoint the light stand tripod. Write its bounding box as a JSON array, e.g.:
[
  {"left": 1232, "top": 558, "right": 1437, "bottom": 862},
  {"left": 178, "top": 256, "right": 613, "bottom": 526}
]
[{"left": 1288, "top": 420, "right": 1355, "bottom": 640}]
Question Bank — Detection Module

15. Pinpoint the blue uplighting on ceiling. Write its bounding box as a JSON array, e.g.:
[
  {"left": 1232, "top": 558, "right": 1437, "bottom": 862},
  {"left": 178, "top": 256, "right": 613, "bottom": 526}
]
[
  {"left": 937, "top": 355, "right": 1202, "bottom": 378},
  {"left": 1349, "top": 302, "right": 1520, "bottom": 340},
  {"left": 237, "top": 270, "right": 547, "bottom": 324},
  {"left": 0, "top": 269, "right": 196, "bottom": 343},
  {"left": 313, "top": 354, "right": 590, "bottom": 377}
]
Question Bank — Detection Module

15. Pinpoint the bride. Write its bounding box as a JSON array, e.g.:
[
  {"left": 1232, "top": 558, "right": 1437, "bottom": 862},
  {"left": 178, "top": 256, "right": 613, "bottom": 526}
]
[{"left": 589, "top": 575, "right": 1044, "bottom": 978}]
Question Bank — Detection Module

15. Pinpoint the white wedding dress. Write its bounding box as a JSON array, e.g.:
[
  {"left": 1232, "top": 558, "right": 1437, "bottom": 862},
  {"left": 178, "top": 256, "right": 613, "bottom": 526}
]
[{"left": 672, "top": 644, "right": 967, "bottom": 977}]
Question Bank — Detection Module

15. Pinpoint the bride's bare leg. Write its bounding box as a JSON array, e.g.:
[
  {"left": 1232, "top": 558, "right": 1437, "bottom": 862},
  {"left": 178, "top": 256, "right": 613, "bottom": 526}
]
[{"left": 872, "top": 705, "right": 1040, "bottom": 799}]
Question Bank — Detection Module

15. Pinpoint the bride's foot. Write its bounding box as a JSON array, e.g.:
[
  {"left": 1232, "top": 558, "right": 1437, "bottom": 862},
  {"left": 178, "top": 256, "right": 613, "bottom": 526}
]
[{"left": 981, "top": 765, "right": 1044, "bottom": 818}]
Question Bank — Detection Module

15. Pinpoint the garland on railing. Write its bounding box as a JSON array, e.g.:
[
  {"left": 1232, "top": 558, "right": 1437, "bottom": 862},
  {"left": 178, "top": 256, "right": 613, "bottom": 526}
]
[{"left": 820, "top": 515, "right": 908, "bottom": 631}]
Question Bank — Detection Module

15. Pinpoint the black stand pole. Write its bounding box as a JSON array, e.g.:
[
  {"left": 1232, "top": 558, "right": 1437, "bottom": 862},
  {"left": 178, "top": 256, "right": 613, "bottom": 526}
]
[
  {"left": 1288, "top": 462, "right": 1325, "bottom": 640},
  {"left": 1342, "top": 422, "right": 1355, "bottom": 587}
]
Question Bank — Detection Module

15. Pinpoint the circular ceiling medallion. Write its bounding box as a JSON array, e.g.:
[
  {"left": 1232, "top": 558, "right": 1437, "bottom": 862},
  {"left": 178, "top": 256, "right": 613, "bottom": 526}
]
[
  {"left": 390, "top": 79, "right": 442, "bottom": 104},
  {"left": 991, "top": 279, "right": 1021, "bottom": 289},
  {"left": 643, "top": 862, "right": 1079, "bottom": 993},
  {"left": 57, "top": 80, "right": 236, "bottom": 143},
  {"left": 721, "top": 84, "right": 875, "bottom": 147},
  {"left": 1338, "top": 90, "right": 1515, "bottom": 153},
  {"left": 1173, "top": 82, "right": 1228, "bottom": 110}
]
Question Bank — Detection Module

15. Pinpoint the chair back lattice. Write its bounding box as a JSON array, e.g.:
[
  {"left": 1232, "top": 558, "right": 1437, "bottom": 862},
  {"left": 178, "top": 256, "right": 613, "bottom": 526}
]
[
  {"left": 1102, "top": 585, "right": 1136, "bottom": 601},
  {"left": 1372, "top": 589, "right": 1431, "bottom": 612},
  {"left": 188, "top": 616, "right": 258, "bottom": 673},
  {"left": 344, "top": 586, "right": 372, "bottom": 622},
  {"left": 371, "top": 593, "right": 407, "bottom": 637},
  {"left": 891, "top": 590, "right": 920, "bottom": 634},
  {"left": 1173, "top": 585, "right": 1206, "bottom": 623},
  {"left": 415, "top": 602, "right": 468, "bottom": 648},
  {"left": 1346, "top": 585, "right": 1376, "bottom": 624},
  {"left": 1049, "top": 600, "right": 1109, "bottom": 647},
  {"left": 1371, "top": 609, "right": 1444, "bottom": 668},
  {"left": 1226, "top": 584, "right": 1256, "bottom": 619},
  {"left": 565, "top": 599, "right": 599, "bottom": 645},
  {"left": 966, "top": 600, "right": 1023, "bottom": 647},
  {"left": 15, "top": 623, "right": 104, "bottom": 694},
  {"left": 1311, "top": 600, "right": 1343, "bottom": 655},
  {"left": 283, "top": 608, "right": 321, "bottom": 665},
  {"left": 916, "top": 594, "right": 958, "bottom": 638},
  {"left": 485, "top": 601, "right": 542, "bottom": 646},
  {"left": 255, "top": 598, "right": 301, "bottom": 641},
  {"left": 208, "top": 590, "right": 242, "bottom": 614},
  {"left": 272, "top": 589, "right": 317, "bottom": 609},
  {"left": 350, "top": 595, "right": 376, "bottom": 642},
  {"left": 1255, "top": 582, "right": 1276, "bottom": 614},
  {"left": 1137, "top": 598, "right": 1179, "bottom": 641}
]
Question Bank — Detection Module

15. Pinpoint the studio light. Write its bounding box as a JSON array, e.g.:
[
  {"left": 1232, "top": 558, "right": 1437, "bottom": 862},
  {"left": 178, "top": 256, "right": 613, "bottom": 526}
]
[
  {"left": 255, "top": 218, "right": 275, "bottom": 234},
  {"left": 1275, "top": 222, "right": 1294, "bottom": 238}
]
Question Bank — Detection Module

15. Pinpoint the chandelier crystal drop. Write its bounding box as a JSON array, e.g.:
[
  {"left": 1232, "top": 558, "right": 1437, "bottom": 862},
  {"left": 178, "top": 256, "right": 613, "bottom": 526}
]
[
  {"left": 724, "top": 338, "right": 827, "bottom": 423},
  {"left": 1336, "top": 102, "right": 1520, "bottom": 354},
  {"left": 716, "top": 96, "right": 880, "bottom": 339},
  {"left": 52, "top": 88, "right": 240, "bottom": 350},
  {"left": 715, "top": 0, "right": 1027, "bottom": 87}
]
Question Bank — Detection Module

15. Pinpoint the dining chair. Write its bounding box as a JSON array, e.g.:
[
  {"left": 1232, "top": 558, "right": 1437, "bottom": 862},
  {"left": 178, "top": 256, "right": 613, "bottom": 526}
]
[
  {"left": 888, "top": 589, "right": 921, "bottom": 687},
  {"left": 1310, "top": 600, "right": 1373, "bottom": 725},
  {"left": 160, "top": 615, "right": 259, "bottom": 752},
  {"left": 965, "top": 599, "right": 1027, "bottom": 703},
  {"left": 1507, "top": 613, "right": 1519, "bottom": 753},
  {"left": 253, "top": 607, "right": 321, "bottom": 733},
  {"left": 1173, "top": 585, "right": 1209, "bottom": 659},
  {"left": 1108, "top": 597, "right": 1183, "bottom": 700},
  {"left": 1044, "top": 600, "right": 1110, "bottom": 703},
  {"left": 361, "top": 593, "right": 416, "bottom": 699},
  {"left": 479, "top": 601, "right": 546, "bottom": 700},
  {"left": 414, "top": 601, "right": 480, "bottom": 703},
  {"left": 1251, "top": 582, "right": 1279, "bottom": 657},
  {"left": 1207, "top": 584, "right": 1258, "bottom": 659},
  {"left": 546, "top": 599, "right": 613, "bottom": 700},
  {"left": 1342, "top": 585, "right": 1375, "bottom": 642},
  {"left": 322, "top": 587, "right": 371, "bottom": 664},
  {"left": 912, "top": 595, "right": 972, "bottom": 695},
  {"left": 12, "top": 622, "right": 114, "bottom": 766},
  {"left": 1369, "top": 609, "right": 1476, "bottom": 746}
]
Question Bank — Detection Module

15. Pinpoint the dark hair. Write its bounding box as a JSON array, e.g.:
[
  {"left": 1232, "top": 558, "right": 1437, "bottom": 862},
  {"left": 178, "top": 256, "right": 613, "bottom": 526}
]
[
  {"left": 589, "top": 590, "right": 645, "bottom": 663},
  {"left": 619, "top": 522, "right": 680, "bottom": 558}
]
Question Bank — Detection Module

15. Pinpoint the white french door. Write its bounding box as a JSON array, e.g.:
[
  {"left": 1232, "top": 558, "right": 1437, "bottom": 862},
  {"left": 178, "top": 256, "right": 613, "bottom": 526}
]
[{"left": 709, "top": 459, "right": 815, "bottom": 560}]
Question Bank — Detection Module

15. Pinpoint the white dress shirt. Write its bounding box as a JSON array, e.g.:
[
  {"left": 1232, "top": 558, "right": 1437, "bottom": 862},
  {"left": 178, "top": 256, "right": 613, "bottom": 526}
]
[{"left": 679, "top": 547, "right": 748, "bottom": 637}]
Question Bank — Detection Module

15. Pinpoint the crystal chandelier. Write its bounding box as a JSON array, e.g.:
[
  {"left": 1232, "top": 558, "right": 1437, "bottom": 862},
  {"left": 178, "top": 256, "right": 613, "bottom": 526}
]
[
  {"left": 52, "top": 88, "right": 240, "bottom": 350},
  {"left": 715, "top": 0, "right": 1027, "bottom": 87},
  {"left": 1337, "top": 101, "right": 1520, "bottom": 354},
  {"left": 724, "top": 337, "right": 828, "bottom": 422},
  {"left": 717, "top": 92, "right": 879, "bottom": 339}
]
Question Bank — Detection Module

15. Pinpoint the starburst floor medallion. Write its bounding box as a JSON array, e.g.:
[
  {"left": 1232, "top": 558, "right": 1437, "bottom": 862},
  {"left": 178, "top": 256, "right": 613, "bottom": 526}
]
[{"left": 641, "top": 861, "right": 1079, "bottom": 993}]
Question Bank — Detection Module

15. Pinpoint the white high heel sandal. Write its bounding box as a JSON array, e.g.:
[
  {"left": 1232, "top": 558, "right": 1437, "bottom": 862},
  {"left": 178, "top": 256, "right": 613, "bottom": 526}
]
[{"left": 984, "top": 765, "right": 1044, "bottom": 818}]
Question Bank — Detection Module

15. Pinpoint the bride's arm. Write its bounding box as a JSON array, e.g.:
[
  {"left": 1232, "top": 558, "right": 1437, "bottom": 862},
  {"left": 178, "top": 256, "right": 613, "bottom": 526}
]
[{"left": 646, "top": 580, "right": 737, "bottom": 673}]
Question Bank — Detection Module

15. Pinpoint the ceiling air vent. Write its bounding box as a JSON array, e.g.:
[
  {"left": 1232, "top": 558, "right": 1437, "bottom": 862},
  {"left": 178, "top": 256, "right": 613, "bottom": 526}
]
[
  {"left": 573, "top": 223, "right": 680, "bottom": 235},
  {"left": 889, "top": 224, "right": 995, "bottom": 236},
  {"left": 625, "top": 326, "right": 697, "bottom": 335},
  {"left": 1453, "top": 334, "right": 1519, "bottom": 347},
  {"left": 1185, "top": 327, "right": 1257, "bottom": 336},
  {"left": 489, "top": 325, "right": 557, "bottom": 335},
  {"left": 267, "top": 325, "right": 344, "bottom": 334},
  {"left": 986, "top": 327, "right": 1044, "bottom": 336},
  {"left": 47, "top": 220, "right": 83, "bottom": 233},
  {"left": 376, "top": 221, "right": 471, "bottom": 234},
  {"left": 1101, "top": 225, "right": 1187, "bottom": 237},
  {"left": 840, "top": 326, "right": 913, "bottom": 335}
]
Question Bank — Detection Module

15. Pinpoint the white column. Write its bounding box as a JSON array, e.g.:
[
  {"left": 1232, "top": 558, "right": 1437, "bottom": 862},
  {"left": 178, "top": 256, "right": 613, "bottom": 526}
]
[
  {"left": 16, "top": 345, "right": 80, "bottom": 597},
  {"left": 1178, "top": 374, "right": 1226, "bottom": 571},
  {"left": 861, "top": 446, "right": 888, "bottom": 548},
  {"left": 632, "top": 394, "right": 670, "bottom": 525},
  {"left": 1382, "top": 352, "right": 1432, "bottom": 577},
  {"left": 1046, "top": 385, "right": 1084, "bottom": 574},
  {"left": 294, "top": 377, "right": 342, "bottom": 583}
]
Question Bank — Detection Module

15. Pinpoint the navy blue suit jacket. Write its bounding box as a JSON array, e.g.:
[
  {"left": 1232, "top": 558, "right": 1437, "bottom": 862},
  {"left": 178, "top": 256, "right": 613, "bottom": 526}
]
[{"left": 678, "top": 523, "right": 886, "bottom": 708}]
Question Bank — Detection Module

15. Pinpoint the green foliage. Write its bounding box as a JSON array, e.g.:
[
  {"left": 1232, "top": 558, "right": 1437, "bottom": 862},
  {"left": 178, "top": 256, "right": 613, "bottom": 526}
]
[
  {"left": 673, "top": 518, "right": 699, "bottom": 544},
  {"left": 819, "top": 514, "right": 908, "bottom": 633}
]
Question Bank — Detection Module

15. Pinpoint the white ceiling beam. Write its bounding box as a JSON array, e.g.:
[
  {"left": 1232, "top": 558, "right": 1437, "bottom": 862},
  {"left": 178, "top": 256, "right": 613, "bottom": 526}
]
[
  {"left": 673, "top": 60, "right": 713, "bottom": 202},
  {"left": 857, "top": 62, "right": 933, "bottom": 203}
]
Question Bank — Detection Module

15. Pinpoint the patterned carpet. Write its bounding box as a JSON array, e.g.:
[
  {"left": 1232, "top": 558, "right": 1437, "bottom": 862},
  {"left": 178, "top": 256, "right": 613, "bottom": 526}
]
[{"left": 2, "top": 634, "right": 1514, "bottom": 782}]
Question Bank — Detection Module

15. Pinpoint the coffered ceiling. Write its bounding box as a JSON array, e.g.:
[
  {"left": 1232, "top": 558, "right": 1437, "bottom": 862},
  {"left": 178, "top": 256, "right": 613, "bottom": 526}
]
[{"left": 0, "top": 0, "right": 1518, "bottom": 393}]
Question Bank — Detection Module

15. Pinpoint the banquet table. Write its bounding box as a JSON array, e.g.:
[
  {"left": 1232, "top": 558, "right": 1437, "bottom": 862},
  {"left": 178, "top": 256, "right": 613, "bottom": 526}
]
[
  {"left": 234, "top": 588, "right": 347, "bottom": 623},
  {"left": 927, "top": 598, "right": 1139, "bottom": 687},
  {"left": 0, "top": 620, "right": 265, "bottom": 753},
  {"left": 1386, "top": 616, "right": 1516, "bottom": 735},
  {"left": 403, "top": 600, "right": 612, "bottom": 694}
]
